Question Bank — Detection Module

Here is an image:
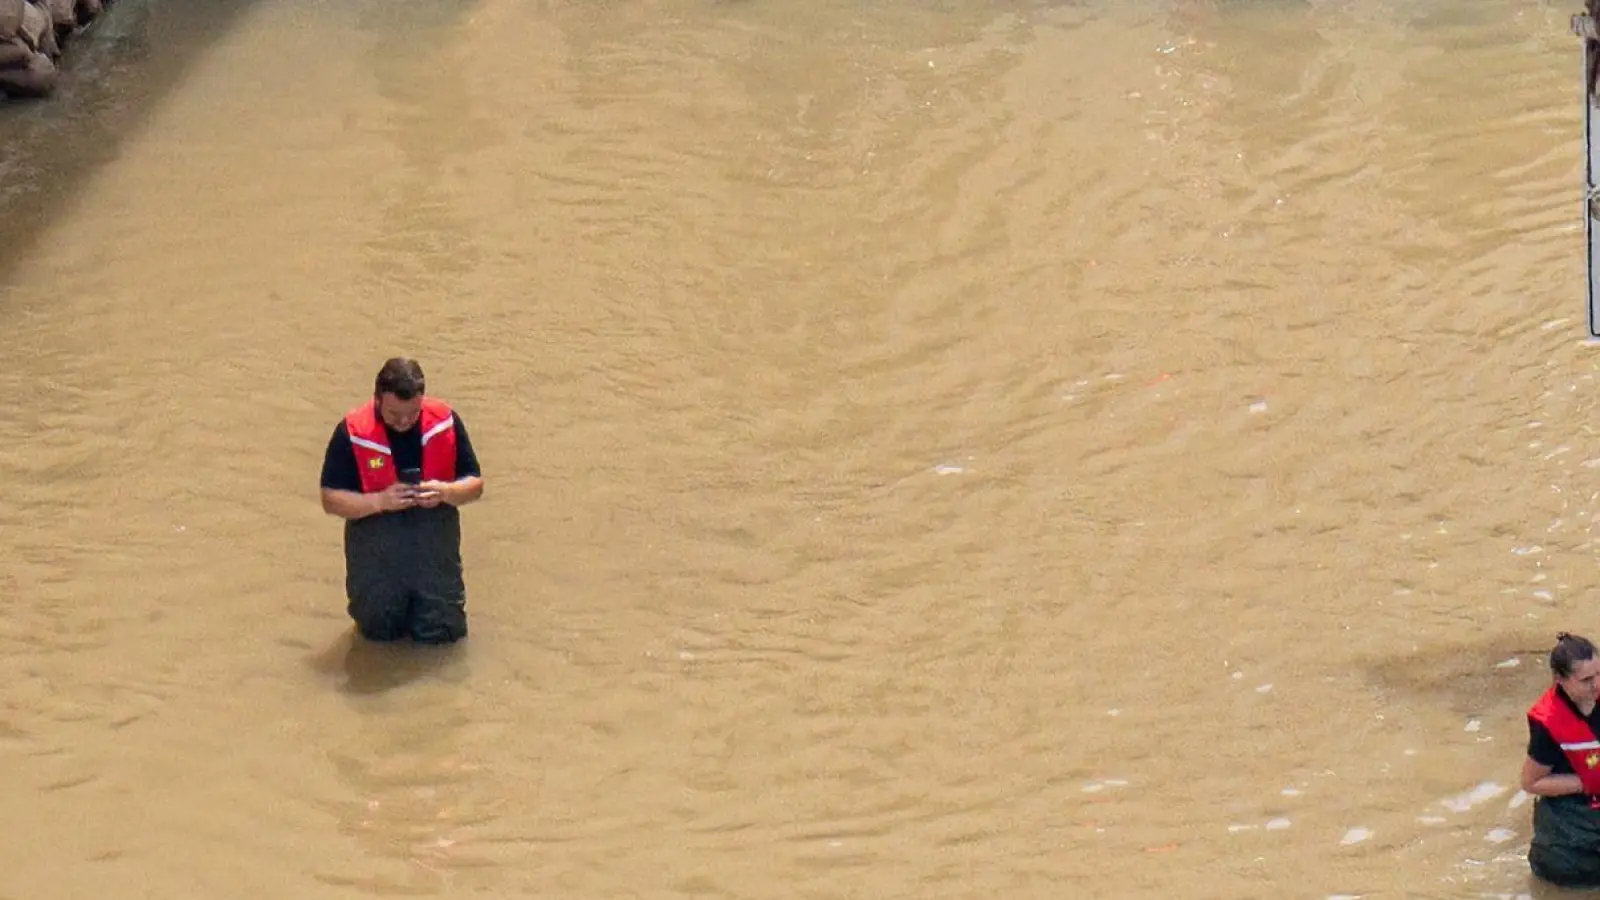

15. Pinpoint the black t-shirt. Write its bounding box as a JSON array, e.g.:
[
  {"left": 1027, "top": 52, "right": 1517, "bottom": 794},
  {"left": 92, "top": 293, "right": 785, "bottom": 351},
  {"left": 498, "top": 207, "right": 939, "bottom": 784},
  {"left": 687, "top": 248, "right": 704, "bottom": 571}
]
[
  {"left": 1528, "top": 686, "right": 1600, "bottom": 774},
  {"left": 320, "top": 410, "right": 482, "bottom": 492}
]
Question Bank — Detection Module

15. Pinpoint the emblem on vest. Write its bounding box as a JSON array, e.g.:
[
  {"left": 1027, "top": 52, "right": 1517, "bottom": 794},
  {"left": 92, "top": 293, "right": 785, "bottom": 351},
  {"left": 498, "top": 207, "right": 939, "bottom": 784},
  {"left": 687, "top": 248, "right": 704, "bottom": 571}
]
[
  {"left": 1587, "top": 752, "right": 1599, "bottom": 770},
  {"left": 367, "top": 457, "right": 385, "bottom": 469}
]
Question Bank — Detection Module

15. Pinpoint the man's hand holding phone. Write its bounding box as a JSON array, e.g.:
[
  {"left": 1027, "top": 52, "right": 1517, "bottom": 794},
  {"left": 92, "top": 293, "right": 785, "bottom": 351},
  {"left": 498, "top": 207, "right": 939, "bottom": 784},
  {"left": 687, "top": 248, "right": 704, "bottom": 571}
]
[
  {"left": 369, "top": 468, "right": 430, "bottom": 514},
  {"left": 374, "top": 481, "right": 417, "bottom": 513},
  {"left": 413, "top": 480, "right": 446, "bottom": 508}
]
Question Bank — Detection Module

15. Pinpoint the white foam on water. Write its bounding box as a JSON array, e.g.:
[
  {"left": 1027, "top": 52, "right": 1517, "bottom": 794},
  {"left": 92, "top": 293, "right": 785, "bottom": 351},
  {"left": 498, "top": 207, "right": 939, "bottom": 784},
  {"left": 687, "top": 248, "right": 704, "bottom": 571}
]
[
  {"left": 1440, "top": 782, "right": 1506, "bottom": 813},
  {"left": 1485, "top": 828, "right": 1516, "bottom": 844},
  {"left": 1227, "top": 824, "right": 1257, "bottom": 833},
  {"left": 1256, "top": 684, "right": 1273, "bottom": 694},
  {"left": 1494, "top": 658, "right": 1521, "bottom": 669},
  {"left": 1464, "top": 720, "right": 1481, "bottom": 733},
  {"left": 1264, "top": 818, "right": 1291, "bottom": 831},
  {"left": 1339, "top": 827, "right": 1373, "bottom": 846},
  {"left": 934, "top": 465, "right": 964, "bottom": 475},
  {"left": 1281, "top": 788, "right": 1302, "bottom": 797},
  {"left": 1417, "top": 816, "right": 1446, "bottom": 825},
  {"left": 1508, "top": 790, "right": 1531, "bottom": 810}
]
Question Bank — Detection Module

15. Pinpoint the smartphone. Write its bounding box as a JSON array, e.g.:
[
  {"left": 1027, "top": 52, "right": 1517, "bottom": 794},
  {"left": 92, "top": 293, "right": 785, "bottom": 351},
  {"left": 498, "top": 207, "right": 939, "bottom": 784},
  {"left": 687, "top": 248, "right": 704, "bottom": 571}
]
[{"left": 398, "top": 467, "right": 422, "bottom": 485}]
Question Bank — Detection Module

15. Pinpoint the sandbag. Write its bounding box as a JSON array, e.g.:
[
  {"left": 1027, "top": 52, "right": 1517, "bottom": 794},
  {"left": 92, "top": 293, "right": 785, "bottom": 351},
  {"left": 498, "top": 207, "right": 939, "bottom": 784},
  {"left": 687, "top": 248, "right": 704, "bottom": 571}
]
[
  {"left": 45, "top": 0, "right": 72, "bottom": 32},
  {"left": 0, "top": 48, "right": 54, "bottom": 97},
  {"left": 0, "top": 0, "right": 24, "bottom": 41},
  {"left": 0, "top": 35, "right": 29, "bottom": 67},
  {"left": 17, "top": 1, "right": 48, "bottom": 53},
  {"left": 31, "top": 3, "right": 56, "bottom": 58}
]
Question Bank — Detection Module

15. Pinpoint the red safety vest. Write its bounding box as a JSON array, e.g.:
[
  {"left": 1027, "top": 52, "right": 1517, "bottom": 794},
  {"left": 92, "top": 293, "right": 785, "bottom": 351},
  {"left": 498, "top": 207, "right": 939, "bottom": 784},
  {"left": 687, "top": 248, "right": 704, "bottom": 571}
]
[
  {"left": 344, "top": 398, "right": 458, "bottom": 493},
  {"left": 1529, "top": 685, "right": 1600, "bottom": 802}
]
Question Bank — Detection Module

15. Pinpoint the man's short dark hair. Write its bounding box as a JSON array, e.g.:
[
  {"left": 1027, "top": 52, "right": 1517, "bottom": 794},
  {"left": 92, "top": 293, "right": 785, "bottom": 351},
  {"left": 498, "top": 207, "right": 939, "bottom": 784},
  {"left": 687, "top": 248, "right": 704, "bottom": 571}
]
[{"left": 375, "top": 358, "right": 426, "bottom": 399}]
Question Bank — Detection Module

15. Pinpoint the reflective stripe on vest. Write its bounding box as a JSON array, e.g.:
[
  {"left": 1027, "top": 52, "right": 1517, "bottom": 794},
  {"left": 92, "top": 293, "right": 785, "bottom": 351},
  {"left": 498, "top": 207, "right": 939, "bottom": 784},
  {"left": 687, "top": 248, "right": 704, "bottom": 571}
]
[{"left": 344, "top": 398, "right": 458, "bottom": 494}]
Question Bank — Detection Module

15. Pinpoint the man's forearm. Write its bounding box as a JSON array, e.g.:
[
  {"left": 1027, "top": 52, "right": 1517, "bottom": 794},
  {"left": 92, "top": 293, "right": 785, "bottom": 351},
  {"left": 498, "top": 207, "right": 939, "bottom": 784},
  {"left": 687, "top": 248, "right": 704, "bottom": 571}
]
[
  {"left": 321, "top": 488, "right": 382, "bottom": 520},
  {"left": 442, "top": 476, "right": 483, "bottom": 507}
]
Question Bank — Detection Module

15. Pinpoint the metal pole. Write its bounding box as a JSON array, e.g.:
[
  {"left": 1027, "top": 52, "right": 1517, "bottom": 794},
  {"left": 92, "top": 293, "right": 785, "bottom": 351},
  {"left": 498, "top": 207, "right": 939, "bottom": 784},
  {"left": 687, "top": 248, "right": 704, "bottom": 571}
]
[{"left": 1575, "top": 13, "right": 1600, "bottom": 337}]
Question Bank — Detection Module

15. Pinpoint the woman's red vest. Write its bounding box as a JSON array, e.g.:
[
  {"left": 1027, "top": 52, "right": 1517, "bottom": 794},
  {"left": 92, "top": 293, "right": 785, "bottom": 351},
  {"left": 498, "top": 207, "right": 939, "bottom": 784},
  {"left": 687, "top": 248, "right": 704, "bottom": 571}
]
[
  {"left": 343, "top": 398, "right": 458, "bottom": 493},
  {"left": 1529, "top": 685, "right": 1600, "bottom": 801}
]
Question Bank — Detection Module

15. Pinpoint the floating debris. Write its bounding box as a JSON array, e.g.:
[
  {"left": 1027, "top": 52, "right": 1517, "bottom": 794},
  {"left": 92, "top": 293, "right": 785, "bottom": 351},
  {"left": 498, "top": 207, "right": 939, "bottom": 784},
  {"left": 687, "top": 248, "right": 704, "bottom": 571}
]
[
  {"left": 1264, "top": 818, "right": 1291, "bottom": 831},
  {"left": 1495, "top": 658, "right": 1521, "bottom": 669},
  {"left": 1281, "top": 788, "right": 1303, "bottom": 797},
  {"left": 1256, "top": 684, "right": 1274, "bottom": 694},
  {"left": 1465, "top": 720, "right": 1481, "bottom": 733},
  {"left": 1440, "top": 782, "right": 1507, "bottom": 813},
  {"left": 934, "top": 464, "right": 964, "bottom": 475},
  {"left": 1340, "top": 827, "right": 1373, "bottom": 846}
]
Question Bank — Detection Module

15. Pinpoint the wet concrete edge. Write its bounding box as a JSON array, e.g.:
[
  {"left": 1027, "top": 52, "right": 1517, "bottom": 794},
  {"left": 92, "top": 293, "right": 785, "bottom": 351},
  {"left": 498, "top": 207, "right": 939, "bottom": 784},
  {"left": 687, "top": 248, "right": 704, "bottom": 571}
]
[{"left": 0, "top": 0, "right": 266, "bottom": 287}]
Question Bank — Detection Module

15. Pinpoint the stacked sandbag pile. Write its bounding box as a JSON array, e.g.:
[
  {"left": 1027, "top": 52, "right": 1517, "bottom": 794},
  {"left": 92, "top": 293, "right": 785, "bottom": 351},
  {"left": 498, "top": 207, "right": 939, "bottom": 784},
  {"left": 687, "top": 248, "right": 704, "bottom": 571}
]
[{"left": 0, "top": 0, "right": 112, "bottom": 99}]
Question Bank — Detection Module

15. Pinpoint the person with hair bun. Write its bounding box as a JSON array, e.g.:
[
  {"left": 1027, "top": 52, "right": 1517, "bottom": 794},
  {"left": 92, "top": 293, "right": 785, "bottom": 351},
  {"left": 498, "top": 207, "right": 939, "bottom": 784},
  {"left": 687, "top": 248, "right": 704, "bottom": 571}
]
[{"left": 1523, "top": 632, "right": 1600, "bottom": 886}]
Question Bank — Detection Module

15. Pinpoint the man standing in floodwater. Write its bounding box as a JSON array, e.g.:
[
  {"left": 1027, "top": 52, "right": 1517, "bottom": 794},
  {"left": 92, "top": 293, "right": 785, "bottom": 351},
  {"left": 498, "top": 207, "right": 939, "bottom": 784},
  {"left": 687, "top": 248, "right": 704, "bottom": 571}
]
[{"left": 319, "top": 357, "right": 484, "bottom": 644}]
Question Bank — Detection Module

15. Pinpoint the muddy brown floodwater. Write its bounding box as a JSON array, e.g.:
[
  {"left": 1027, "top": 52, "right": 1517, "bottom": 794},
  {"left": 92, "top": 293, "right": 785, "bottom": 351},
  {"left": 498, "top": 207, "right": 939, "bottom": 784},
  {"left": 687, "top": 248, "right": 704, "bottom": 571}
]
[{"left": 0, "top": 1, "right": 1595, "bottom": 897}]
